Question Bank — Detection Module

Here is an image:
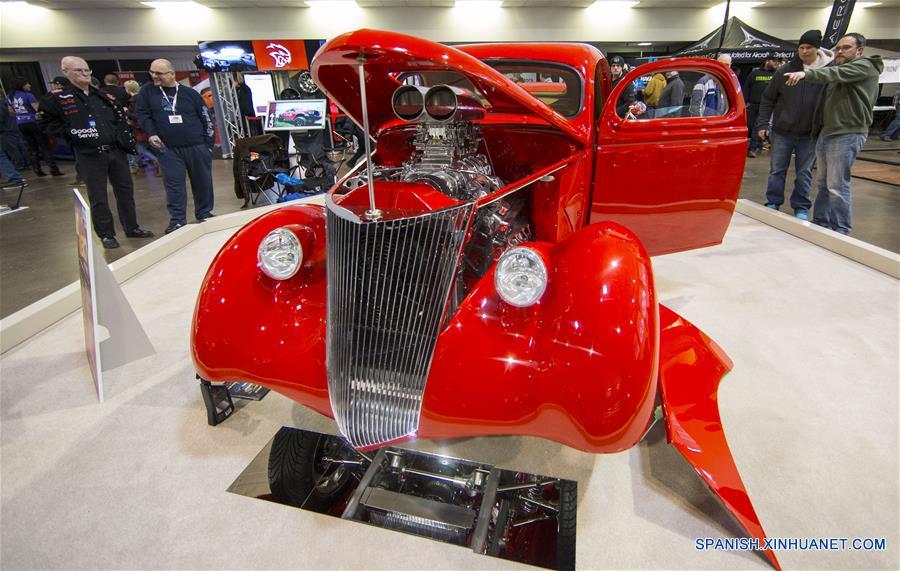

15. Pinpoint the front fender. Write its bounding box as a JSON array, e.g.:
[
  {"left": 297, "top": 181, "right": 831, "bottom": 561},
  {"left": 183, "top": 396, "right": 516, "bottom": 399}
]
[
  {"left": 191, "top": 204, "right": 332, "bottom": 418},
  {"left": 419, "top": 221, "right": 659, "bottom": 453}
]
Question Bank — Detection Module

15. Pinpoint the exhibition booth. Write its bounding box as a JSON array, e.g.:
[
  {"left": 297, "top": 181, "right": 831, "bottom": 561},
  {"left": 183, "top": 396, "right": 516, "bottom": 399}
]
[{"left": 1, "top": 2, "right": 899, "bottom": 569}]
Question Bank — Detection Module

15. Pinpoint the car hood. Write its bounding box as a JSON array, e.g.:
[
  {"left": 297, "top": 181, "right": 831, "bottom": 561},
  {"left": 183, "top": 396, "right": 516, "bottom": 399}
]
[{"left": 311, "top": 29, "right": 583, "bottom": 145}]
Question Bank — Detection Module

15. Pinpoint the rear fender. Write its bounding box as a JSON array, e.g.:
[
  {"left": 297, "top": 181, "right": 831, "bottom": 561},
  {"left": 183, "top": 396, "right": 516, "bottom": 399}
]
[
  {"left": 191, "top": 204, "right": 332, "bottom": 418},
  {"left": 419, "top": 221, "right": 659, "bottom": 453}
]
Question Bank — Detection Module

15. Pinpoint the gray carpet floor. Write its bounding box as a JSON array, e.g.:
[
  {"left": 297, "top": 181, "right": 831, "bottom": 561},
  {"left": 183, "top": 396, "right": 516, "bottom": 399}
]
[{"left": 1, "top": 213, "right": 897, "bottom": 569}]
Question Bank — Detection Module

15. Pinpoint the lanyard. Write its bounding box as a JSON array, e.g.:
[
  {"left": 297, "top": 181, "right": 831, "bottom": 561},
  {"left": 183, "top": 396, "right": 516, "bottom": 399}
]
[{"left": 159, "top": 84, "right": 179, "bottom": 114}]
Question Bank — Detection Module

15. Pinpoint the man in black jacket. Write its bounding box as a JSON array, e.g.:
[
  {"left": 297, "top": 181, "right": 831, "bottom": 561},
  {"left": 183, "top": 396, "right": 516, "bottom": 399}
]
[
  {"left": 743, "top": 56, "right": 778, "bottom": 158},
  {"left": 100, "top": 74, "right": 130, "bottom": 108},
  {"left": 39, "top": 56, "right": 154, "bottom": 249},
  {"left": 656, "top": 71, "right": 685, "bottom": 117},
  {"left": 135, "top": 58, "right": 215, "bottom": 234},
  {"left": 609, "top": 56, "right": 635, "bottom": 117},
  {"left": 755, "top": 30, "right": 832, "bottom": 220}
]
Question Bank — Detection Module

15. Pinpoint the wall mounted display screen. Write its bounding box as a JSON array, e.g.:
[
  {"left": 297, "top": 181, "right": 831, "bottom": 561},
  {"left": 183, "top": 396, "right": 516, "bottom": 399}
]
[
  {"left": 197, "top": 41, "right": 258, "bottom": 72},
  {"left": 264, "top": 99, "right": 327, "bottom": 131}
]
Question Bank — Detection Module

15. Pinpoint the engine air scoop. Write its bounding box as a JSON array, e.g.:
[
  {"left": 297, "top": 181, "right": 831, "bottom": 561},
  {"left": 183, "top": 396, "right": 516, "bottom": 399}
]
[{"left": 332, "top": 181, "right": 465, "bottom": 221}]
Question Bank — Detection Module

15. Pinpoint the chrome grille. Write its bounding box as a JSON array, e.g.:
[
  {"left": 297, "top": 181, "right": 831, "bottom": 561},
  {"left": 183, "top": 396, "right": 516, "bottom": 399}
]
[{"left": 326, "top": 203, "right": 474, "bottom": 449}]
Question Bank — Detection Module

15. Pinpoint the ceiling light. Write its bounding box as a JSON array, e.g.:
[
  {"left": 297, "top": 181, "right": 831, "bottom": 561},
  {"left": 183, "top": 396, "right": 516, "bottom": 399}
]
[
  {"left": 305, "top": 0, "right": 359, "bottom": 8},
  {"left": 142, "top": 1, "right": 206, "bottom": 9},
  {"left": 637, "top": 42, "right": 652, "bottom": 46},
  {"left": 856, "top": 2, "right": 882, "bottom": 6},
  {"left": 1, "top": 1, "right": 47, "bottom": 13},
  {"left": 454, "top": 0, "right": 503, "bottom": 8},
  {"left": 588, "top": 1, "right": 639, "bottom": 8},
  {"left": 1, "top": 1, "right": 43, "bottom": 8}
]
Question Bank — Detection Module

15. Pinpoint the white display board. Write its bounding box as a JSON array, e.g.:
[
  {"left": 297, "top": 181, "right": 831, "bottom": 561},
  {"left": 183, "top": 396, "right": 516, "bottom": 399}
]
[
  {"left": 244, "top": 73, "right": 276, "bottom": 116},
  {"left": 73, "top": 189, "right": 103, "bottom": 399},
  {"left": 73, "top": 189, "right": 156, "bottom": 402},
  {"left": 880, "top": 58, "right": 900, "bottom": 84}
]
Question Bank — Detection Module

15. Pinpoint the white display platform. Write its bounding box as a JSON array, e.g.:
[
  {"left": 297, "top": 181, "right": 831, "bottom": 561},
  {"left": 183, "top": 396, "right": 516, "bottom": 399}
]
[{"left": 0, "top": 212, "right": 897, "bottom": 570}]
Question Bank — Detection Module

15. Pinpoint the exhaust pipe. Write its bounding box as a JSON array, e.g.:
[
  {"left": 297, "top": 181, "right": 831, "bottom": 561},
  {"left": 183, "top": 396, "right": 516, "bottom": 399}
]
[{"left": 391, "top": 85, "right": 426, "bottom": 122}]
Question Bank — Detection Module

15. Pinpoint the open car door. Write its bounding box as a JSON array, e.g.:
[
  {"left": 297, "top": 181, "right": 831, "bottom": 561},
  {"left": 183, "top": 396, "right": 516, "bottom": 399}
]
[{"left": 591, "top": 58, "right": 747, "bottom": 256}]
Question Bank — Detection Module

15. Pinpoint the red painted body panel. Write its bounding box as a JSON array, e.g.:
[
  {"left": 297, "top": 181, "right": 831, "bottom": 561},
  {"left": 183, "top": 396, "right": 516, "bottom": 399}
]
[
  {"left": 593, "top": 57, "right": 746, "bottom": 255},
  {"left": 193, "top": 213, "right": 657, "bottom": 454},
  {"left": 658, "top": 305, "right": 780, "bottom": 570},
  {"left": 418, "top": 222, "right": 658, "bottom": 452},
  {"left": 334, "top": 180, "right": 461, "bottom": 218},
  {"left": 312, "top": 29, "right": 583, "bottom": 144},
  {"left": 191, "top": 205, "right": 333, "bottom": 419}
]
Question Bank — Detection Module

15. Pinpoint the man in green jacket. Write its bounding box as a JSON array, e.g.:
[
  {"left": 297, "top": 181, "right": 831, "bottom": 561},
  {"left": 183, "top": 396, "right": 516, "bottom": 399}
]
[{"left": 784, "top": 33, "right": 883, "bottom": 235}]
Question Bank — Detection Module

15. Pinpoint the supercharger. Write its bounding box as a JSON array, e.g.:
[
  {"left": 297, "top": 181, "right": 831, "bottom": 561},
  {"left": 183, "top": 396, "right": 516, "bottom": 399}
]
[
  {"left": 389, "top": 84, "right": 503, "bottom": 201},
  {"left": 388, "top": 84, "right": 532, "bottom": 281}
]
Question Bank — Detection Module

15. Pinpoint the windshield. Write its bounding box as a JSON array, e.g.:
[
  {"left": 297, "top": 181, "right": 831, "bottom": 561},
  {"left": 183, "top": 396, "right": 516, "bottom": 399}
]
[{"left": 394, "top": 60, "right": 583, "bottom": 118}]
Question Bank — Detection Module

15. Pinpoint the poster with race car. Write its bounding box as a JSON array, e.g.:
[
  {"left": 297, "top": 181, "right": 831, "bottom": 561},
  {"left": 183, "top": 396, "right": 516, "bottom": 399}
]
[{"left": 264, "top": 99, "right": 327, "bottom": 131}]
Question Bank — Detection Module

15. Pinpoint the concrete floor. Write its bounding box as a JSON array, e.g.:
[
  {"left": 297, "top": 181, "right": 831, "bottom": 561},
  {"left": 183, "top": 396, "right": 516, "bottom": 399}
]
[
  {"left": 0, "top": 138, "right": 897, "bottom": 318},
  {"left": 1, "top": 215, "right": 896, "bottom": 569}
]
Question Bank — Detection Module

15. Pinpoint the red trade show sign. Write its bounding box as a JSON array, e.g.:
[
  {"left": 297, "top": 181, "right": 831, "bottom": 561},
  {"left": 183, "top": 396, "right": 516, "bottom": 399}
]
[{"left": 252, "top": 40, "right": 309, "bottom": 71}]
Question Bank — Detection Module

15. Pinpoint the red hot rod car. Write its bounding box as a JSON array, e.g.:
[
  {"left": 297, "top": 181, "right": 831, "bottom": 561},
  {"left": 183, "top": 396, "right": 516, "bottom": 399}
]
[{"left": 192, "top": 29, "right": 778, "bottom": 568}]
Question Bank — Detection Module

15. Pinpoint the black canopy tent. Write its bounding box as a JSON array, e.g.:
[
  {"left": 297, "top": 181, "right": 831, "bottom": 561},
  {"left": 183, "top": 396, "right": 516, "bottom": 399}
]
[{"left": 673, "top": 17, "right": 796, "bottom": 63}]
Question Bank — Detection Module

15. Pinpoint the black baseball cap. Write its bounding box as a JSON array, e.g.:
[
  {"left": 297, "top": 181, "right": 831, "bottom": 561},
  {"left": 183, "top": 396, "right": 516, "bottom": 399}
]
[{"left": 610, "top": 55, "right": 625, "bottom": 65}]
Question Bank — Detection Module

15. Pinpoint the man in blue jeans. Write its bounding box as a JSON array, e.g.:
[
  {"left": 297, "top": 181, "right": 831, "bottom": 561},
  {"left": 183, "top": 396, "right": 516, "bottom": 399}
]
[
  {"left": 135, "top": 59, "right": 215, "bottom": 234},
  {"left": 756, "top": 30, "right": 832, "bottom": 220},
  {"left": 785, "top": 33, "right": 883, "bottom": 235}
]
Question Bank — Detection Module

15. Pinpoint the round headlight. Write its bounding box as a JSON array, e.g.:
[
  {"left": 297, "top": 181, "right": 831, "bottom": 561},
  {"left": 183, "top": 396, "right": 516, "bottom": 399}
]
[
  {"left": 258, "top": 227, "right": 303, "bottom": 280},
  {"left": 494, "top": 247, "right": 548, "bottom": 307}
]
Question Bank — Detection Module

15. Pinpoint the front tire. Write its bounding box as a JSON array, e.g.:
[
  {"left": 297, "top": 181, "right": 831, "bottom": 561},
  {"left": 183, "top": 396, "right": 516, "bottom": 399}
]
[
  {"left": 267, "top": 428, "right": 356, "bottom": 509},
  {"left": 557, "top": 481, "right": 577, "bottom": 571}
]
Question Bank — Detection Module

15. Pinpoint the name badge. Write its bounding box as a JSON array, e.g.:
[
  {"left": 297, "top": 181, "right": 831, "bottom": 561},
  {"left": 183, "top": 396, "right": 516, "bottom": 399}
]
[{"left": 168, "top": 115, "right": 183, "bottom": 124}]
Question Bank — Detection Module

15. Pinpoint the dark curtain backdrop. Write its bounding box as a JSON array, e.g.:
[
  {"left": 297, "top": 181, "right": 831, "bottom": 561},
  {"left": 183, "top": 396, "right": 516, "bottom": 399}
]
[{"left": 0, "top": 62, "right": 46, "bottom": 97}]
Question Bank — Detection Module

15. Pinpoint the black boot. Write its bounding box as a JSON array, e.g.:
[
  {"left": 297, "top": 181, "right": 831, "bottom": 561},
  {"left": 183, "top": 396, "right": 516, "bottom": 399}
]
[
  {"left": 34, "top": 168, "right": 47, "bottom": 177},
  {"left": 50, "top": 166, "right": 63, "bottom": 176}
]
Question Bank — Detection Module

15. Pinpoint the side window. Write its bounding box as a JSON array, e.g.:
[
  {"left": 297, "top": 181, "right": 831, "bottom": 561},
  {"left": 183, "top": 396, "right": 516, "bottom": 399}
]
[{"left": 615, "top": 70, "right": 730, "bottom": 120}]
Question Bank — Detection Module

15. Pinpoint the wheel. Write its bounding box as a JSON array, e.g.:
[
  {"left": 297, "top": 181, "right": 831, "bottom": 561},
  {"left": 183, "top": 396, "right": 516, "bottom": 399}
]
[
  {"left": 267, "top": 428, "right": 355, "bottom": 508},
  {"left": 294, "top": 117, "right": 307, "bottom": 127},
  {"left": 556, "top": 481, "right": 577, "bottom": 571}
]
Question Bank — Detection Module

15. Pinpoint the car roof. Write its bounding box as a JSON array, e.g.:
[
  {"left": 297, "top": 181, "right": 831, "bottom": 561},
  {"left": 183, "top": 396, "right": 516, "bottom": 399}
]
[{"left": 456, "top": 42, "right": 604, "bottom": 74}]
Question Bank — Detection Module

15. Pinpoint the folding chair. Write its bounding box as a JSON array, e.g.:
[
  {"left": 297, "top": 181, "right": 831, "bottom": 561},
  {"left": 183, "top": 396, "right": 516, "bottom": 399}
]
[{"left": 0, "top": 180, "right": 26, "bottom": 214}]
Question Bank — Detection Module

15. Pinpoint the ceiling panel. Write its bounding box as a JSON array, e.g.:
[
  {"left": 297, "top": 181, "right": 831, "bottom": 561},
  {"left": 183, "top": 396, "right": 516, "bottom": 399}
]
[{"left": 22, "top": 0, "right": 900, "bottom": 8}]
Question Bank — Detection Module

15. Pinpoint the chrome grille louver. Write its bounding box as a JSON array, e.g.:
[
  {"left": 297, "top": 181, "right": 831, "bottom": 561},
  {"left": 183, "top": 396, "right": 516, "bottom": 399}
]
[{"left": 326, "top": 203, "right": 474, "bottom": 449}]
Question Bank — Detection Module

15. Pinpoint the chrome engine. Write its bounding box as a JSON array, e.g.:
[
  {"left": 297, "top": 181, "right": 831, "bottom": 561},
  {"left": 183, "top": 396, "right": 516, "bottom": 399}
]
[{"left": 398, "top": 122, "right": 503, "bottom": 201}]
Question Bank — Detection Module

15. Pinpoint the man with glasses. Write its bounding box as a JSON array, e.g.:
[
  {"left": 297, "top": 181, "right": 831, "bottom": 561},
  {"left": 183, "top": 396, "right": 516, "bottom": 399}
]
[
  {"left": 135, "top": 59, "right": 215, "bottom": 234},
  {"left": 39, "top": 56, "right": 154, "bottom": 249},
  {"left": 784, "top": 33, "right": 883, "bottom": 235}
]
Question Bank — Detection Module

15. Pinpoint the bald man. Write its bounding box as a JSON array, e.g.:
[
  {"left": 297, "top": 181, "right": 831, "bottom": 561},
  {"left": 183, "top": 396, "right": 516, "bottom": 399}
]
[
  {"left": 135, "top": 58, "right": 215, "bottom": 234},
  {"left": 39, "top": 56, "right": 153, "bottom": 249}
]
